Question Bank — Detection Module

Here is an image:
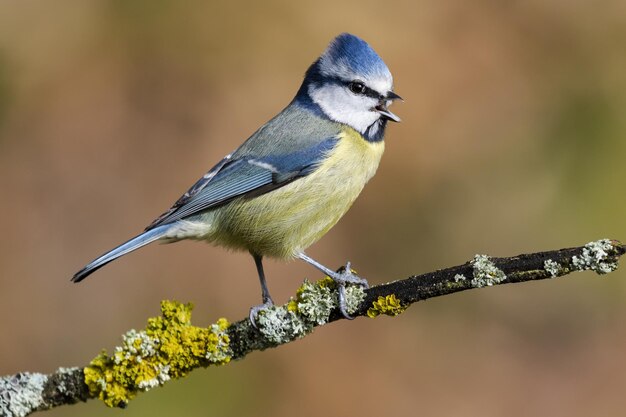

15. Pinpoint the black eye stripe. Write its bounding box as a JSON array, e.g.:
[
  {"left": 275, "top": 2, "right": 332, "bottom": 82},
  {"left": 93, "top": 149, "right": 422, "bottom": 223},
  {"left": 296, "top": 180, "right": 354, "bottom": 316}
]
[
  {"left": 322, "top": 77, "right": 386, "bottom": 100},
  {"left": 348, "top": 81, "right": 383, "bottom": 99},
  {"left": 362, "top": 85, "right": 382, "bottom": 100}
]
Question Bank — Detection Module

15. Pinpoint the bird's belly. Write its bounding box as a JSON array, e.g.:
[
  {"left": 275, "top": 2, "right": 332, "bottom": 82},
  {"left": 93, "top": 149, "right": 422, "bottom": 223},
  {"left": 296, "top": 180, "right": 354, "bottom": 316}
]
[{"left": 210, "top": 129, "right": 385, "bottom": 258}]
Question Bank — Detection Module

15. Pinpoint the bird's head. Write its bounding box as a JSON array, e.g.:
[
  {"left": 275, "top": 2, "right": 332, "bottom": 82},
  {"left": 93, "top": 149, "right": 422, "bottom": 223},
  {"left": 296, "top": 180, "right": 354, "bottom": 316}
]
[{"left": 297, "top": 33, "right": 402, "bottom": 141}]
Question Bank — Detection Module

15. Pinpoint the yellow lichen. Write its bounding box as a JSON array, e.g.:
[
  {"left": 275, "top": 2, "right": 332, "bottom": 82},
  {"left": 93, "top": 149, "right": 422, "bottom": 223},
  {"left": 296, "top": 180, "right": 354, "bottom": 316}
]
[
  {"left": 286, "top": 299, "right": 299, "bottom": 312},
  {"left": 316, "top": 276, "right": 337, "bottom": 288},
  {"left": 366, "top": 294, "right": 407, "bottom": 318},
  {"left": 84, "top": 300, "right": 231, "bottom": 408}
]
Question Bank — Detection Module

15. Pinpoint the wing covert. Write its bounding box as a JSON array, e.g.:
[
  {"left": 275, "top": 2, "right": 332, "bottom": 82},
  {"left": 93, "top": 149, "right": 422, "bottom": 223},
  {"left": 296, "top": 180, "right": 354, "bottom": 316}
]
[{"left": 146, "top": 136, "right": 338, "bottom": 229}]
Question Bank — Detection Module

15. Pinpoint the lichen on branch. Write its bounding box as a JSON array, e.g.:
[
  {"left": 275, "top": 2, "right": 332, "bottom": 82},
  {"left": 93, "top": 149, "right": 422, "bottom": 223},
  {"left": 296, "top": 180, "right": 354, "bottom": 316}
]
[{"left": 84, "top": 301, "right": 231, "bottom": 408}]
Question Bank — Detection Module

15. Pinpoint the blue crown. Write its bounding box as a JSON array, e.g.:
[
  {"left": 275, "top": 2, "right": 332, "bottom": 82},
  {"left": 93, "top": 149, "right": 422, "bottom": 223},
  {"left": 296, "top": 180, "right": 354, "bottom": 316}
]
[{"left": 317, "top": 33, "right": 391, "bottom": 80}]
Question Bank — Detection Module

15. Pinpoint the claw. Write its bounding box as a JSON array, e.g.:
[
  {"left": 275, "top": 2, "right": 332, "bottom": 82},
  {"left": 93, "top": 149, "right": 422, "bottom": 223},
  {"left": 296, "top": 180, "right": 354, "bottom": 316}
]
[
  {"left": 337, "top": 284, "right": 354, "bottom": 320},
  {"left": 332, "top": 262, "right": 369, "bottom": 319},
  {"left": 335, "top": 262, "right": 369, "bottom": 287},
  {"left": 296, "top": 253, "right": 369, "bottom": 319},
  {"left": 249, "top": 300, "right": 274, "bottom": 328}
]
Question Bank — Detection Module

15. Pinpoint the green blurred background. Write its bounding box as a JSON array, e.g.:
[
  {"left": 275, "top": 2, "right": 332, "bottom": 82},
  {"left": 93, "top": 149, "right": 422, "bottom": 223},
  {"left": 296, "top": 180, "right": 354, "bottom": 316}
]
[{"left": 1, "top": 0, "right": 625, "bottom": 416}]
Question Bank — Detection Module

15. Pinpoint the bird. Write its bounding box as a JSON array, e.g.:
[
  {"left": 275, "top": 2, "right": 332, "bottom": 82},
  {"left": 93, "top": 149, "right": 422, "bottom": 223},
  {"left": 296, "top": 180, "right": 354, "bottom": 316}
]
[{"left": 72, "top": 33, "right": 402, "bottom": 323}]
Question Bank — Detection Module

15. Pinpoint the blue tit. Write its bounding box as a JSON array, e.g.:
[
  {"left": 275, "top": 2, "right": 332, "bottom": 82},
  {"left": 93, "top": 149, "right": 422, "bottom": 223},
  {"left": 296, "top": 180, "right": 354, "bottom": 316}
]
[{"left": 73, "top": 33, "right": 402, "bottom": 322}]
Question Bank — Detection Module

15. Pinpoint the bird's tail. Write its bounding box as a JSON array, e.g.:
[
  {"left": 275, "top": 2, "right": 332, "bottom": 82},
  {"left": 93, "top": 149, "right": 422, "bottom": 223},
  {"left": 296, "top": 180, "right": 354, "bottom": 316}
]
[{"left": 72, "top": 224, "right": 172, "bottom": 283}]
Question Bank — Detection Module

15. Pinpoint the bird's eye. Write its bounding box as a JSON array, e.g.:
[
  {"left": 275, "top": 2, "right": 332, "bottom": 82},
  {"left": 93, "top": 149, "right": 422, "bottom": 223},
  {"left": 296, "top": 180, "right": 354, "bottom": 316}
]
[{"left": 349, "top": 81, "right": 366, "bottom": 95}]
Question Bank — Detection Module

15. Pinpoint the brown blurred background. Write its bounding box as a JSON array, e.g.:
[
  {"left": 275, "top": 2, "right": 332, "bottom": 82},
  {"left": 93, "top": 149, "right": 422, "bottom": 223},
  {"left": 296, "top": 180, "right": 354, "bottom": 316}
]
[{"left": 1, "top": 0, "right": 626, "bottom": 416}]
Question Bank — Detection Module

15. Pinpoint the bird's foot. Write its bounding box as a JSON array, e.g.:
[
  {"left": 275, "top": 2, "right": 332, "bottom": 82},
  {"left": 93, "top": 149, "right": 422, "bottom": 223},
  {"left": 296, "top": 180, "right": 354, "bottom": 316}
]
[
  {"left": 328, "top": 262, "right": 369, "bottom": 320},
  {"left": 249, "top": 299, "right": 274, "bottom": 328}
]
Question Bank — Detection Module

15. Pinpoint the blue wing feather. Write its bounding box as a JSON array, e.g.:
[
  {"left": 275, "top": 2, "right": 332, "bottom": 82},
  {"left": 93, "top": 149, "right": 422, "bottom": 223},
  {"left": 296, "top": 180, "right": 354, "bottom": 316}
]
[
  {"left": 162, "top": 164, "right": 273, "bottom": 220},
  {"left": 146, "top": 137, "right": 338, "bottom": 229}
]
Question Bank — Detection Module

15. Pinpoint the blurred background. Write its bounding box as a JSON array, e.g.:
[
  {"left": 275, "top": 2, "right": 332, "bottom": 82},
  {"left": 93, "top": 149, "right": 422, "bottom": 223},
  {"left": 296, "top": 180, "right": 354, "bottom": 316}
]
[{"left": 1, "top": 0, "right": 625, "bottom": 416}]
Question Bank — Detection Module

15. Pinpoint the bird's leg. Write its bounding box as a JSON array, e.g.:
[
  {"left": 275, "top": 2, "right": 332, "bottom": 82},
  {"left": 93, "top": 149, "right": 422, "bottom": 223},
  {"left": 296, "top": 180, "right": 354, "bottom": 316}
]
[
  {"left": 297, "top": 252, "right": 369, "bottom": 320},
  {"left": 249, "top": 253, "right": 274, "bottom": 326}
]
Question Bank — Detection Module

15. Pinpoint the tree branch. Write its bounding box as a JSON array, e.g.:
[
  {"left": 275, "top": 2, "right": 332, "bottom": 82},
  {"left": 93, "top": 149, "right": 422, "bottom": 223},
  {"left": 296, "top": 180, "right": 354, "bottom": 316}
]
[{"left": 1, "top": 239, "right": 623, "bottom": 416}]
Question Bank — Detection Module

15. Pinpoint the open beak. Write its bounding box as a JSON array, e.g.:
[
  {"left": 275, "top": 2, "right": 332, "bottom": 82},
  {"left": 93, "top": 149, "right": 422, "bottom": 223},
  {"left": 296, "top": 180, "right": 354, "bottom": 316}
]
[
  {"left": 375, "top": 104, "right": 401, "bottom": 122},
  {"left": 375, "top": 91, "right": 402, "bottom": 122}
]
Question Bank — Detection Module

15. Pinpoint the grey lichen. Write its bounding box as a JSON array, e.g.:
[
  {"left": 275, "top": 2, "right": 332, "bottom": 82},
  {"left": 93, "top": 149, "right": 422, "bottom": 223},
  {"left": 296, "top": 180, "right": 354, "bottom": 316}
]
[
  {"left": 470, "top": 254, "right": 507, "bottom": 288},
  {"left": 256, "top": 306, "right": 311, "bottom": 344},
  {"left": 343, "top": 285, "right": 366, "bottom": 315},
  {"left": 295, "top": 279, "right": 335, "bottom": 325},
  {"left": 454, "top": 273, "right": 467, "bottom": 282},
  {"left": 572, "top": 239, "right": 618, "bottom": 275},
  {"left": 544, "top": 259, "right": 561, "bottom": 277},
  {"left": 0, "top": 372, "right": 47, "bottom": 417}
]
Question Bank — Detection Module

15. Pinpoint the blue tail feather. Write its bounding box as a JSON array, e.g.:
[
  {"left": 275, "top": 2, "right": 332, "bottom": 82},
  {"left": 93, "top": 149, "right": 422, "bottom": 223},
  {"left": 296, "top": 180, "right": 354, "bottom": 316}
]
[{"left": 72, "top": 224, "right": 171, "bottom": 283}]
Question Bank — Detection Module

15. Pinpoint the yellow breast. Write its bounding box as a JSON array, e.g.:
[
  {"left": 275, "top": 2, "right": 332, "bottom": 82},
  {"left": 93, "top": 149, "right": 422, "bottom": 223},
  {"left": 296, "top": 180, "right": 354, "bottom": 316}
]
[{"left": 211, "top": 127, "right": 385, "bottom": 258}]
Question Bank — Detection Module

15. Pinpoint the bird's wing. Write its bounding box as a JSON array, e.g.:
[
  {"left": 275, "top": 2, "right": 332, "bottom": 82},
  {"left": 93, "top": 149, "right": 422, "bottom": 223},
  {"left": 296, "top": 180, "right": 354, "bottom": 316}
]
[
  {"left": 145, "top": 137, "right": 338, "bottom": 230},
  {"left": 145, "top": 154, "right": 232, "bottom": 229}
]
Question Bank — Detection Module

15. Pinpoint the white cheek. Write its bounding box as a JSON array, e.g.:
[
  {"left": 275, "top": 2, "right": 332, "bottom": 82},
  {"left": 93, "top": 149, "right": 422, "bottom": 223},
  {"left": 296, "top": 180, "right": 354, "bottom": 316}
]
[{"left": 309, "top": 84, "right": 379, "bottom": 133}]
